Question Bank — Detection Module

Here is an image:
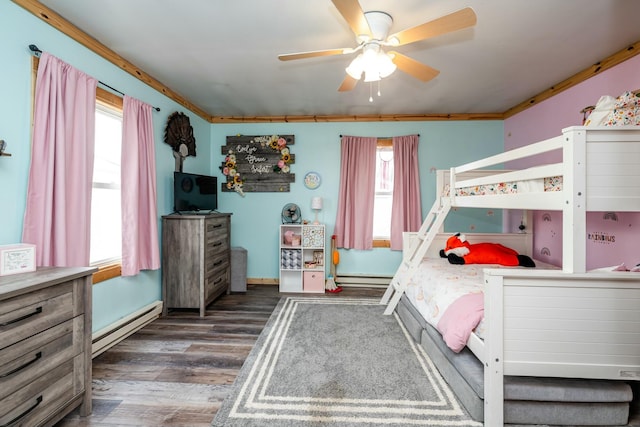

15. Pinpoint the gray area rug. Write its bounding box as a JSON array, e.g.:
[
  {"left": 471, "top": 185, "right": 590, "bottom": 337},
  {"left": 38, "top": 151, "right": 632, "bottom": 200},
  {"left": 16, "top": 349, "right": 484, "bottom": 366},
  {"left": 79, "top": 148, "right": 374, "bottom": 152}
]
[{"left": 212, "top": 296, "right": 481, "bottom": 426}]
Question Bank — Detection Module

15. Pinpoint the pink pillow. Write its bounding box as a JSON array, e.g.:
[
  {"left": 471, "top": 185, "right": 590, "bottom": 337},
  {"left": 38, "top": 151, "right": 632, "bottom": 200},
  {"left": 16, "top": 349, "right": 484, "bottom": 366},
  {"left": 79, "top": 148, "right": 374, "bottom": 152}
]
[{"left": 437, "top": 293, "right": 484, "bottom": 353}]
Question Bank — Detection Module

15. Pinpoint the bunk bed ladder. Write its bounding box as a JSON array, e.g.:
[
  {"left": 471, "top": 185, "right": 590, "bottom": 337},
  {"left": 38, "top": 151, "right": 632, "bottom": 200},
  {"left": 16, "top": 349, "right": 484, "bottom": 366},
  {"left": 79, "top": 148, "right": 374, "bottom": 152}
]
[{"left": 380, "top": 198, "right": 451, "bottom": 315}]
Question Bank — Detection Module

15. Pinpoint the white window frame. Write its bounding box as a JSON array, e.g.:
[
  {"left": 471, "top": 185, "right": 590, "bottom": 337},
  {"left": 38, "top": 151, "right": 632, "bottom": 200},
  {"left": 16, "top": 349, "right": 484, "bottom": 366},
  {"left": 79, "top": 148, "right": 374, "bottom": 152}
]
[
  {"left": 91, "top": 89, "right": 124, "bottom": 283},
  {"left": 373, "top": 138, "right": 393, "bottom": 247},
  {"left": 90, "top": 102, "right": 123, "bottom": 268}
]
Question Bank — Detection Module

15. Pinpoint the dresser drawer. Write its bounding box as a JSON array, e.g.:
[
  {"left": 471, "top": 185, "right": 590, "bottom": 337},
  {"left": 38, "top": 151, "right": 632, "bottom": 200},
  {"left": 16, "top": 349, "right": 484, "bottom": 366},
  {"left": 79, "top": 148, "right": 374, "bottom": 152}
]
[
  {"left": 0, "top": 267, "right": 94, "bottom": 424},
  {"left": 206, "top": 216, "right": 229, "bottom": 254},
  {"left": 0, "top": 358, "right": 80, "bottom": 427},
  {"left": 205, "top": 251, "right": 229, "bottom": 276},
  {"left": 205, "top": 258, "right": 229, "bottom": 300},
  {"left": 205, "top": 275, "right": 228, "bottom": 302},
  {"left": 206, "top": 234, "right": 229, "bottom": 257},
  {"left": 0, "top": 317, "right": 83, "bottom": 402},
  {"left": 0, "top": 283, "right": 77, "bottom": 351},
  {"left": 205, "top": 217, "right": 228, "bottom": 242}
]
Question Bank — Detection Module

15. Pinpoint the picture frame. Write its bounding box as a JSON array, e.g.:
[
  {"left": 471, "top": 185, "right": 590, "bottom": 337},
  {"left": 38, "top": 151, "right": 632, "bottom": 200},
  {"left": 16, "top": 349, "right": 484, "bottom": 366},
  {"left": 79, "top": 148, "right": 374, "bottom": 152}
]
[{"left": 313, "top": 250, "right": 324, "bottom": 266}]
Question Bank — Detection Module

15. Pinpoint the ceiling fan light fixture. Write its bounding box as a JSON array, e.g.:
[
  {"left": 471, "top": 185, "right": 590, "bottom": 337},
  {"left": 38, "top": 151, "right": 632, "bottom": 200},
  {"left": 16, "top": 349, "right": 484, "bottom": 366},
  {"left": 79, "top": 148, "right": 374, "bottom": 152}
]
[
  {"left": 346, "top": 54, "right": 364, "bottom": 79},
  {"left": 347, "top": 43, "right": 396, "bottom": 82},
  {"left": 363, "top": 68, "right": 381, "bottom": 83},
  {"left": 362, "top": 42, "right": 380, "bottom": 59},
  {"left": 361, "top": 43, "right": 380, "bottom": 77},
  {"left": 377, "top": 52, "right": 397, "bottom": 78}
]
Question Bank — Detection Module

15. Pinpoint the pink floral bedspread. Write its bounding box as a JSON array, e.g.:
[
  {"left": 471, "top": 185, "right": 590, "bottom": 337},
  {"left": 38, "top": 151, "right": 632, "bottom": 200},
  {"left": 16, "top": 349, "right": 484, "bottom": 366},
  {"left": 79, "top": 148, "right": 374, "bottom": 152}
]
[
  {"left": 444, "top": 175, "right": 562, "bottom": 196},
  {"left": 399, "top": 258, "right": 489, "bottom": 352}
]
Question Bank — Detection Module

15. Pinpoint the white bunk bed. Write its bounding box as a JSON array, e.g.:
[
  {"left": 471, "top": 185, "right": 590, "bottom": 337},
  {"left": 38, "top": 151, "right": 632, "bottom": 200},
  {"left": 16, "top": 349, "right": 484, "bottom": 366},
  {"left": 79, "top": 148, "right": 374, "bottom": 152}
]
[
  {"left": 382, "top": 126, "right": 640, "bottom": 425},
  {"left": 447, "top": 126, "right": 640, "bottom": 272}
]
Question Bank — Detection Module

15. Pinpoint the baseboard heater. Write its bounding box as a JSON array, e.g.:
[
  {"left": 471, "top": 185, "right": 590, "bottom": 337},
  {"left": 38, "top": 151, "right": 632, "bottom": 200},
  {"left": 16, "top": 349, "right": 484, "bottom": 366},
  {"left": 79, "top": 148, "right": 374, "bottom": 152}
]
[
  {"left": 335, "top": 274, "right": 391, "bottom": 287},
  {"left": 91, "top": 300, "right": 163, "bottom": 358}
]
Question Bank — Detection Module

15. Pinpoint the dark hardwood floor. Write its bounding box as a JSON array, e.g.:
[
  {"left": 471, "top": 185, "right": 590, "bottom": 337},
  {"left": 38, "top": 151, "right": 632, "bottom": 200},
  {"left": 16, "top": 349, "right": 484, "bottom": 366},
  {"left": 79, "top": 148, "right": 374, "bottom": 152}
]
[
  {"left": 56, "top": 284, "right": 385, "bottom": 427},
  {"left": 56, "top": 284, "right": 640, "bottom": 426}
]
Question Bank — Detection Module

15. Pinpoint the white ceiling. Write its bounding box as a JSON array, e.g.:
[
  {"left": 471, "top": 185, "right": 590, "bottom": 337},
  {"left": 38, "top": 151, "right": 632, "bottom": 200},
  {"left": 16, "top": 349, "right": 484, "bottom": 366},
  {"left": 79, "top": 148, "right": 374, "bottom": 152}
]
[{"left": 37, "top": 0, "right": 640, "bottom": 118}]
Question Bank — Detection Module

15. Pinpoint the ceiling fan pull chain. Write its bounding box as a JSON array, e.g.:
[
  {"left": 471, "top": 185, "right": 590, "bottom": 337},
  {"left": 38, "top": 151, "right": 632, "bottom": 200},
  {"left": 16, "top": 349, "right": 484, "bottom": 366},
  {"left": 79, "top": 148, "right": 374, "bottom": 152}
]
[
  {"left": 378, "top": 80, "right": 382, "bottom": 97},
  {"left": 369, "top": 82, "right": 373, "bottom": 102}
]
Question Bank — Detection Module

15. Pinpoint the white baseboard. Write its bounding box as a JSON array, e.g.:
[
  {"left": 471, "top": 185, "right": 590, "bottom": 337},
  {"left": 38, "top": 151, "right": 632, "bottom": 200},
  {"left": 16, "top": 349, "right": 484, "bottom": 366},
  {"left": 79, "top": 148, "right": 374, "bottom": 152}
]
[
  {"left": 335, "top": 275, "right": 391, "bottom": 287},
  {"left": 91, "top": 300, "right": 163, "bottom": 358}
]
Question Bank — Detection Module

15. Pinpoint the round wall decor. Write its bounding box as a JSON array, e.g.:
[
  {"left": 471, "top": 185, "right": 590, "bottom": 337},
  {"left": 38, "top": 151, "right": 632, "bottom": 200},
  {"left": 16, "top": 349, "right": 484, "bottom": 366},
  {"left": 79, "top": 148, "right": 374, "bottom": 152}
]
[{"left": 304, "top": 171, "right": 321, "bottom": 189}]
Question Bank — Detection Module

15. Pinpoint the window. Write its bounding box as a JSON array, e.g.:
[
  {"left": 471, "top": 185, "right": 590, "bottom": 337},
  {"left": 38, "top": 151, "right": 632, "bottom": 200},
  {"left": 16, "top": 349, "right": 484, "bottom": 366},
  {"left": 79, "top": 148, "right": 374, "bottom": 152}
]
[
  {"left": 373, "top": 138, "right": 393, "bottom": 247},
  {"left": 90, "top": 103, "right": 122, "bottom": 264},
  {"left": 91, "top": 90, "right": 124, "bottom": 283}
]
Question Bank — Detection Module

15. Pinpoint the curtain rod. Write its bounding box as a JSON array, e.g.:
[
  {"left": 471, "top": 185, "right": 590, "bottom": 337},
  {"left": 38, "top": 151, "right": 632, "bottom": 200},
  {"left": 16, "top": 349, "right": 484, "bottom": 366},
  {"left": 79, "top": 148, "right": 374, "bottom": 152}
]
[
  {"left": 339, "top": 134, "right": 421, "bottom": 137},
  {"left": 29, "top": 44, "right": 161, "bottom": 112}
]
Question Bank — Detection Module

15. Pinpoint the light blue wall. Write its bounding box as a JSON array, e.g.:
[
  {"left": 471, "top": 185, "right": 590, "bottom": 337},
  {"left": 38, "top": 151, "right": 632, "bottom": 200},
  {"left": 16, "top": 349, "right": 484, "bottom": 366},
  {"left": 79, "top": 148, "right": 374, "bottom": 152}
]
[
  {"left": 1, "top": 2, "right": 211, "bottom": 332},
  {"left": 2, "top": 1, "right": 503, "bottom": 332},
  {"left": 211, "top": 121, "right": 504, "bottom": 279}
]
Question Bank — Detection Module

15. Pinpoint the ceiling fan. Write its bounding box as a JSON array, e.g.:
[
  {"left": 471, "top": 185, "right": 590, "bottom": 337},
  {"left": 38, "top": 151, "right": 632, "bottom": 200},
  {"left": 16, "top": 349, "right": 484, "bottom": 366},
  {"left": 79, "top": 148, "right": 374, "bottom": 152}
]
[{"left": 278, "top": 0, "right": 477, "bottom": 92}]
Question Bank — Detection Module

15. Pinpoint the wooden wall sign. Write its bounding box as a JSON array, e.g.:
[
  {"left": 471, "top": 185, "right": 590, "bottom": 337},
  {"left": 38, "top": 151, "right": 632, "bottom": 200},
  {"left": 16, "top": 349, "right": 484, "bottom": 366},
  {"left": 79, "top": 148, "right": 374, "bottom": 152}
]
[{"left": 220, "top": 135, "right": 295, "bottom": 195}]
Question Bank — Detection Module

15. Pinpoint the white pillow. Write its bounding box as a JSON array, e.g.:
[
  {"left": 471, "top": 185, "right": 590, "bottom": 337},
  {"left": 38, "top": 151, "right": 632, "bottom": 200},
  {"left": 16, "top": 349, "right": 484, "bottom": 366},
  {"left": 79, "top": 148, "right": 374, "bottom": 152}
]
[
  {"left": 604, "top": 91, "right": 640, "bottom": 126},
  {"left": 584, "top": 95, "right": 616, "bottom": 126}
]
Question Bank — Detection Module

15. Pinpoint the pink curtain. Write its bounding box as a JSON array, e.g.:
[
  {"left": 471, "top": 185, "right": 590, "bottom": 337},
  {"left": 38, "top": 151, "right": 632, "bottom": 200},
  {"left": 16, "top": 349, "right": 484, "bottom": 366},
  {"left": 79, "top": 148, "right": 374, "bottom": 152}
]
[
  {"left": 334, "top": 136, "right": 377, "bottom": 249},
  {"left": 22, "top": 52, "right": 97, "bottom": 267},
  {"left": 390, "top": 135, "right": 422, "bottom": 250},
  {"left": 121, "top": 95, "right": 160, "bottom": 276}
]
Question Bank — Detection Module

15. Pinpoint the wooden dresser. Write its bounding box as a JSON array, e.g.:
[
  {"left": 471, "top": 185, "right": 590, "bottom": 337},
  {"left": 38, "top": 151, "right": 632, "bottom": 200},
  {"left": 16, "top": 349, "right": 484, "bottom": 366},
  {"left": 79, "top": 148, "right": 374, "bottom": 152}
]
[
  {"left": 162, "top": 213, "right": 231, "bottom": 317},
  {"left": 0, "top": 267, "right": 94, "bottom": 427}
]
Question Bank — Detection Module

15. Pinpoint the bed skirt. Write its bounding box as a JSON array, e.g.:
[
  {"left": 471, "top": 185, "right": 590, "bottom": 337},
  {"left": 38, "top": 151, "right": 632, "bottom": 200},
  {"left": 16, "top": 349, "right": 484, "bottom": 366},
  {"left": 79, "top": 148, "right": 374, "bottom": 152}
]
[{"left": 396, "top": 295, "right": 633, "bottom": 425}]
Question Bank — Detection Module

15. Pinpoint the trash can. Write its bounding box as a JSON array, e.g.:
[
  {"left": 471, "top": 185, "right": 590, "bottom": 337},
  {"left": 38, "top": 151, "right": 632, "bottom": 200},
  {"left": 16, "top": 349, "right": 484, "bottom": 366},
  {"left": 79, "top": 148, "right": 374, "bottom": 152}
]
[{"left": 230, "top": 246, "right": 247, "bottom": 292}]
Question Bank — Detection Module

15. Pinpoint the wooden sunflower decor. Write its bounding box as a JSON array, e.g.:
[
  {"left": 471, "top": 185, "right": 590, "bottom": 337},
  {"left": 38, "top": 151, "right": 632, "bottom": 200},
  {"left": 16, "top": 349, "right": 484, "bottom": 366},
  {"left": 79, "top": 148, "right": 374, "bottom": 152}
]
[
  {"left": 164, "top": 111, "right": 196, "bottom": 171},
  {"left": 220, "top": 134, "right": 295, "bottom": 195}
]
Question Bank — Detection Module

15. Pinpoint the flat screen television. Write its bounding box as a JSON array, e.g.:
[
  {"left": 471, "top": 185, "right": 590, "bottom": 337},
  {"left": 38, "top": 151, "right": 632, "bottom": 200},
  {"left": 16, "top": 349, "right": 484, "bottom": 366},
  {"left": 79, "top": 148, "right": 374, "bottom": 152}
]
[{"left": 173, "top": 171, "right": 217, "bottom": 213}]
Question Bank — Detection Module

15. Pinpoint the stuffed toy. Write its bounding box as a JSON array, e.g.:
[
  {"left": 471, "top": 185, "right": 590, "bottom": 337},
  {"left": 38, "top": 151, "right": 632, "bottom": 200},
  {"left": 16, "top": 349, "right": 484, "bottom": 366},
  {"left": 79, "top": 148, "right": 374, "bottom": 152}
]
[{"left": 439, "top": 233, "right": 535, "bottom": 267}]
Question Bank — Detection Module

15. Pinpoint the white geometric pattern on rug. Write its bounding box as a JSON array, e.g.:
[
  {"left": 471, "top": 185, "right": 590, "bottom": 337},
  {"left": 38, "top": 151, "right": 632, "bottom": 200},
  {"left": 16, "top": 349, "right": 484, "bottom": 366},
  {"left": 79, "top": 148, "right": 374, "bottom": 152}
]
[{"left": 214, "top": 297, "right": 481, "bottom": 426}]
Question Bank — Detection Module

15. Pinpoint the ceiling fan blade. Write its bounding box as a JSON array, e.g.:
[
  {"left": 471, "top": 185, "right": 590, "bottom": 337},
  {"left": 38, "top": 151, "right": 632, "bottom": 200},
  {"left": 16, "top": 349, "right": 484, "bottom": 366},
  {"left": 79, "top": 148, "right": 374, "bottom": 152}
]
[
  {"left": 331, "top": 0, "right": 372, "bottom": 38},
  {"left": 389, "top": 51, "right": 440, "bottom": 82},
  {"left": 338, "top": 74, "right": 359, "bottom": 92},
  {"left": 278, "top": 48, "right": 351, "bottom": 61},
  {"left": 388, "top": 7, "right": 477, "bottom": 46}
]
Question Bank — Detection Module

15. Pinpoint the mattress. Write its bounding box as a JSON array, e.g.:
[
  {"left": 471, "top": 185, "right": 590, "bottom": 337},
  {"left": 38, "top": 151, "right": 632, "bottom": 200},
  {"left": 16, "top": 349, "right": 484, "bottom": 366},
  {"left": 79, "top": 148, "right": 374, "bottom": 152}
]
[
  {"left": 444, "top": 175, "right": 562, "bottom": 196},
  {"left": 400, "top": 257, "right": 557, "bottom": 352}
]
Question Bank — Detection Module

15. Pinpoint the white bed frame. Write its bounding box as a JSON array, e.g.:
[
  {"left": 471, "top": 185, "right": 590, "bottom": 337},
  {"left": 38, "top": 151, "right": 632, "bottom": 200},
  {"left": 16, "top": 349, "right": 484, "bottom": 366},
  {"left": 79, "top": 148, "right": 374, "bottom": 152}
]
[
  {"left": 389, "top": 126, "right": 640, "bottom": 425},
  {"left": 444, "top": 125, "right": 640, "bottom": 273}
]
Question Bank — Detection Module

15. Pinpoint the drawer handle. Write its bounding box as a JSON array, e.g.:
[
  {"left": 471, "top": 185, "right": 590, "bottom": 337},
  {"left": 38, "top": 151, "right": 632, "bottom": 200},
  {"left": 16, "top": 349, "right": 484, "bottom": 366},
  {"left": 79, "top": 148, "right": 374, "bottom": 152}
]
[
  {"left": 214, "top": 277, "right": 223, "bottom": 285},
  {"left": 213, "top": 260, "right": 223, "bottom": 267},
  {"left": 0, "top": 352, "right": 42, "bottom": 379},
  {"left": 0, "top": 306, "right": 43, "bottom": 327},
  {"left": 213, "top": 241, "right": 222, "bottom": 247},
  {"left": 212, "top": 223, "right": 222, "bottom": 228},
  {"left": 1, "top": 395, "right": 42, "bottom": 427}
]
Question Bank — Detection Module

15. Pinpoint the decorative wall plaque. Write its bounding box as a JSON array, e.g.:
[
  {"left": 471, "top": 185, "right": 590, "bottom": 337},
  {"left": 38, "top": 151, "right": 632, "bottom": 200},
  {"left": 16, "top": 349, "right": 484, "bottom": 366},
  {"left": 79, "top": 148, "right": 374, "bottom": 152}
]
[{"left": 221, "top": 135, "right": 295, "bottom": 195}]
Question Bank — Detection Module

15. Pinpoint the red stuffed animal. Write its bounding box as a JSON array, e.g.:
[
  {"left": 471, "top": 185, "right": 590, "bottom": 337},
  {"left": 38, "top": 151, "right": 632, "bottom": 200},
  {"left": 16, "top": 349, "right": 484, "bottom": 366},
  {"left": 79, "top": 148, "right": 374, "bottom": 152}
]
[{"left": 440, "top": 233, "right": 535, "bottom": 267}]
